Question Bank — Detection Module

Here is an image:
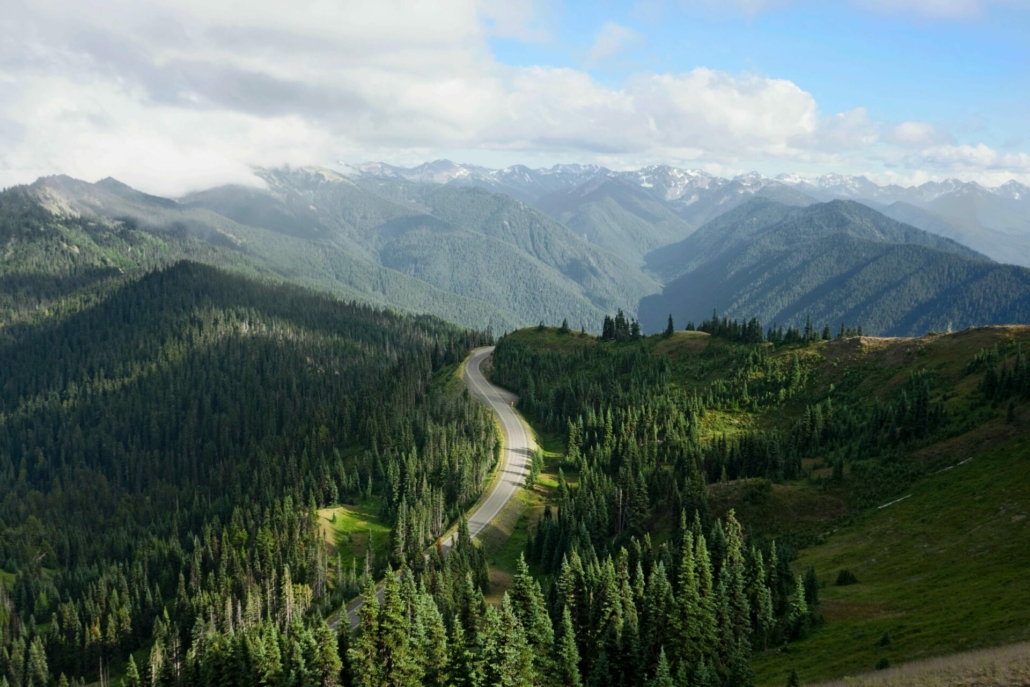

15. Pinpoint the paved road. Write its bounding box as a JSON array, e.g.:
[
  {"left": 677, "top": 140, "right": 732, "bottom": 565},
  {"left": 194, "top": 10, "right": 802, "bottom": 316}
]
[{"left": 338, "top": 346, "right": 532, "bottom": 629}]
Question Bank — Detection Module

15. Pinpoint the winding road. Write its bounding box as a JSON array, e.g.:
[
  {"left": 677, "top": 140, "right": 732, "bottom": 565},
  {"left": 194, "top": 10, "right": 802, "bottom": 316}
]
[{"left": 339, "top": 346, "right": 533, "bottom": 629}]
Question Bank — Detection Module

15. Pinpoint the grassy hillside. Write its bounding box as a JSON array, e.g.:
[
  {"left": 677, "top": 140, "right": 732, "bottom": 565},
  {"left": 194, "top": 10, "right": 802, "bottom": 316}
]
[{"left": 493, "top": 324, "right": 1030, "bottom": 686}]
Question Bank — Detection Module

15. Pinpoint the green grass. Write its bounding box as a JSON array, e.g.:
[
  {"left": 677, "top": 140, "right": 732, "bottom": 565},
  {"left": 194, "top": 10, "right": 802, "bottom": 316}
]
[
  {"left": 752, "top": 438, "right": 1030, "bottom": 686},
  {"left": 317, "top": 498, "right": 391, "bottom": 569}
]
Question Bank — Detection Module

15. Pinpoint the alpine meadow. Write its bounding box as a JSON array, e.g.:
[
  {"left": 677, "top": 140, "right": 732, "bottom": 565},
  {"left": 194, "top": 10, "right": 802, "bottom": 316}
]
[{"left": 1, "top": 2, "right": 1029, "bottom": 687}]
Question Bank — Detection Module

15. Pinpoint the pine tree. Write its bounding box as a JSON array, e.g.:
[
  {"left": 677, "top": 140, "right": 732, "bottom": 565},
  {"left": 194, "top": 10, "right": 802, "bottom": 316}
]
[
  {"left": 446, "top": 620, "right": 480, "bottom": 687},
  {"left": 124, "top": 655, "right": 141, "bottom": 687},
  {"left": 482, "top": 596, "right": 535, "bottom": 687},
  {"left": 787, "top": 667, "right": 800, "bottom": 687},
  {"left": 788, "top": 575, "right": 810, "bottom": 640},
  {"left": 672, "top": 530, "right": 701, "bottom": 667},
  {"left": 350, "top": 579, "right": 381, "bottom": 687},
  {"left": 412, "top": 589, "right": 448, "bottom": 687},
  {"left": 648, "top": 648, "right": 674, "bottom": 687},
  {"left": 555, "top": 607, "right": 582, "bottom": 687},
  {"left": 509, "top": 555, "right": 553, "bottom": 677},
  {"left": 379, "top": 567, "right": 421, "bottom": 686},
  {"left": 312, "top": 620, "right": 343, "bottom": 687},
  {"left": 665, "top": 315, "right": 675, "bottom": 338}
]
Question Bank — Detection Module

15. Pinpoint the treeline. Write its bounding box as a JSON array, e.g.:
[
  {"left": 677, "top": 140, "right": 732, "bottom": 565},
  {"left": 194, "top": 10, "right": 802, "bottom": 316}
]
[
  {"left": 694, "top": 311, "right": 862, "bottom": 347},
  {"left": 0, "top": 262, "right": 496, "bottom": 684}
]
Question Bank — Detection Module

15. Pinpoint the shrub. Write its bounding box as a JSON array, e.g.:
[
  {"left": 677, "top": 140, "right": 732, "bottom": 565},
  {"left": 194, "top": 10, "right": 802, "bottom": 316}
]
[{"left": 836, "top": 569, "right": 859, "bottom": 586}]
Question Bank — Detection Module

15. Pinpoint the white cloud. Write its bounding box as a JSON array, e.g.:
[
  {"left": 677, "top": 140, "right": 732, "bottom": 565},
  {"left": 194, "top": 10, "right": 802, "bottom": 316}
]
[
  {"left": 586, "top": 22, "right": 640, "bottom": 67},
  {"left": 887, "top": 121, "right": 951, "bottom": 147},
  {"left": 0, "top": 0, "right": 1027, "bottom": 194}
]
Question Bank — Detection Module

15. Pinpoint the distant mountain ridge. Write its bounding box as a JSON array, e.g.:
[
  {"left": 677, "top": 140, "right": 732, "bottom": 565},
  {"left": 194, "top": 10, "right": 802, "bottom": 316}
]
[
  {"left": 346, "top": 160, "right": 1030, "bottom": 266},
  {"left": 639, "top": 198, "right": 1030, "bottom": 336},
  {"left": 2, "top": 168, "right": 658, "bottom": 333},
  {"left": 346, "top": 159, "right": 1028, "bottom": 212}
]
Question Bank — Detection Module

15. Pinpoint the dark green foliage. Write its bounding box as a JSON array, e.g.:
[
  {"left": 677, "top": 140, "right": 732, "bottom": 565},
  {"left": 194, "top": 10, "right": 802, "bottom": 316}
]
[
  {"left": 875, "top": 658, "right": 890, "bottom": 670},
  {"left": 835, "top": 570, "right": 859, "bottom": 586},
  {"left": 0, "top": 260, "right": 498, "bottom": 684},
  {"left": 786, "top": 667, "right": 800, "bottom": 687},
  {"left": 877, "top": 631, "right": 891, "bottom": 648}
]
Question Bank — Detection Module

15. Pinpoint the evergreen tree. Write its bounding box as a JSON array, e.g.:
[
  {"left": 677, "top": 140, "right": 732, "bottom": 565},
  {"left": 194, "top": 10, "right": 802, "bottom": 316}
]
[
  {"left": 482, "top": 596, "right": 536, "bottom": 687},
  {"left": 350, "top": 579, "right": 381, "bottom": 687},
  {"left": 124, "top": 655, "right": 141, "bottom": 687},
  {"left": 555, "top": 607, "right": 582, "bottom": 687},
  {"left": 648, "top": 648, "right": 674, "bottom": 687},
  {"left": 509, "top": 555, "right": 553, "bottom": 677},
  {"left": 313, "top": 621, "right": 343, "bottom": 687},
  {"left": 665, "top": 315, "right": 675, "bottom": 338},
  {"left": 378, "top": 567, "right": 421, "bottom": 686},
  {"left": 788, "top": 576, "right": 810, "bottom": 640},
  {"left": 446, "top": 620, "right": 480, "bottom": 687}
]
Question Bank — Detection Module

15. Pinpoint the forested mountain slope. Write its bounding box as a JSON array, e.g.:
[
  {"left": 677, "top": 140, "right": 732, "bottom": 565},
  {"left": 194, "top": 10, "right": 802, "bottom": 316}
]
[
  {"left": 4, "top": 169, "right": 661, "bottom": 334},
  {"left": 0, "top": 176, "right": 526, "bottom": 333},
  {"left": 871, "top": 199, "right": 1030, "bottom": 268},
  {"left": 535, "top": 176, "right": 698, "bottom": 264},
  {"left": 492, "top": 322, "right": 1030, "bottom": 686},
  {"left": 638, "top": 199, "right": 1030, "bottom": 336},
  {"left": 186, "top": 168, "right": 659, "bottom": 327},
  {"left": 0, "top": 260, "right": 498, "bottom": 685}
]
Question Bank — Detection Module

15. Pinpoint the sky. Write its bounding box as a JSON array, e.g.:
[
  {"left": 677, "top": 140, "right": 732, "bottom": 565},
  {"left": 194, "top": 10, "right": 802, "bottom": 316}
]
[{"left": 0, "top": 0, "right": 1028, "bottom": 196}]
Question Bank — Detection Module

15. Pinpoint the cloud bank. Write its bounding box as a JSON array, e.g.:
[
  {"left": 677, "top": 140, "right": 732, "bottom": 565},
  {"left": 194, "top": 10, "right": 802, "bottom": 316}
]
[{"left": 0, "top": 0, "right": 1026, "bottom": 195}]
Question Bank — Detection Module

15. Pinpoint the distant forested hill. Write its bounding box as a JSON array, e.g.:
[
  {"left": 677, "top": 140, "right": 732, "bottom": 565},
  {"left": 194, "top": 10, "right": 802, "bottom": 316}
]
[
  {"left": 1, "top": 168, "right": 660, "bottom": 334},
  {"left": 639, "top": 199, "right": 1030, "bottom": 336}
]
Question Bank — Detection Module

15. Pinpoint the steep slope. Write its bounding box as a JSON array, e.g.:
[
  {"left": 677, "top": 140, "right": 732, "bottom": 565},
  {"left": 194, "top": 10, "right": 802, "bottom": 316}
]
[
  {"left": 0, "top": 259, "right": 498, "bottom": 683},
  {"left": 535, "top": 176, "right": 697, "bottom": 263},
  {"left": 872, "top": 200, "right": 1030, "bottom": 267},
  {"left": 638, "top": 200, "right": 1029, "bottom": 336},
  {"left": 644, "top": 197, "right": 802, "bottom": 281},
  {"left": 667, "top": 174, "right": 817, "bottom": 229},
  {"left": 1, "top": 177, "right": 526, "bottom": 332},
  {"left": 922, "top": 183, "right": 1030, "bottom": 236},
  {"left": 348, "top": 176, "right": 660, "bottom": 316},
  {"left": 12, "top": 168, "right": 659, "bottom": 332}
]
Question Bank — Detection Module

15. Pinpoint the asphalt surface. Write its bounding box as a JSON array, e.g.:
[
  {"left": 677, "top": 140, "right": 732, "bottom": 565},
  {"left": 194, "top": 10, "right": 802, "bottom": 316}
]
[{"left": 338, "top": 346, "right": 532, "bottom": 630}]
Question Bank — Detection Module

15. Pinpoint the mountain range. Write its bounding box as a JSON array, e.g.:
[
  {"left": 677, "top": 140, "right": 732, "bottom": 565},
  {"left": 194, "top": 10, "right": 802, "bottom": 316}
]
[
  {"left": 3, "top": 161, "right": 1029, "bottom": 339},
  {"left": 639, "top": 198, "right": 1030, "bottom": 336},
  {"left": 349, "top": 160, "right": 1030, "bottom": 266}
]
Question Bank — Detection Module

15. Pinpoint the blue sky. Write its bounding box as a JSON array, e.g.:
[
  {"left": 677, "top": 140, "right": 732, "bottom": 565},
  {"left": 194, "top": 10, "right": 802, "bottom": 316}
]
[
  {"left": 492, "top": 1, "right": 1028, "bottom": 142},
  {"left": 1, "top": 0, "right": 1028, "bottom": 195},
  {"left": 478, "top": 0, "right": 1030, "bottom": 179}
]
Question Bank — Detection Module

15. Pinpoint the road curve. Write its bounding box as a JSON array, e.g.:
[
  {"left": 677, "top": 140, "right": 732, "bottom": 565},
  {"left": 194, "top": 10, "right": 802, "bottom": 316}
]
[
  {"left": 340, "top": 346, "right": 532, "bottom": 629},
  {"left": 441, "top": 346, "right": 533, "bottom": 552}
]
